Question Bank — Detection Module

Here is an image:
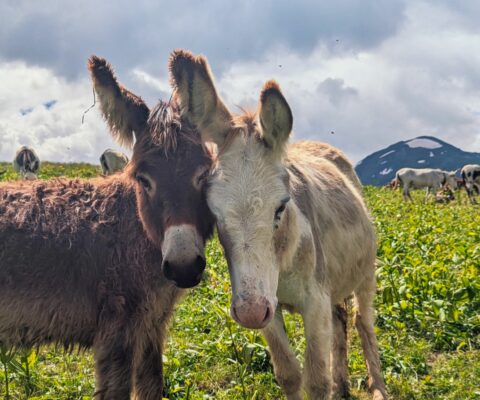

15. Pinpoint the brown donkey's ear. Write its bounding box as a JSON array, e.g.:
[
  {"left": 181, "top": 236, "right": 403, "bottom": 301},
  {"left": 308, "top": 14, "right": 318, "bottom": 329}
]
[
  {"left": 169, "top": 49, "right": 232, "bottom": 147},
  {"left": 88, "top": 55, "right": 149, "bottom": 148},
  {"left": 258, "top": 80, "right": 293, "bottom": 155}
]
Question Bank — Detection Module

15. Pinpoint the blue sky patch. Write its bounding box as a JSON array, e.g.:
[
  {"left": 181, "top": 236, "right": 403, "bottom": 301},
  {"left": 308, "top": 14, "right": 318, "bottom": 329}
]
[
  {"left": 20, "top": 107, "right": 33, "bottom": 116},
  {"left": 43, "top": 99, "right": 57, "bottom": 110}
]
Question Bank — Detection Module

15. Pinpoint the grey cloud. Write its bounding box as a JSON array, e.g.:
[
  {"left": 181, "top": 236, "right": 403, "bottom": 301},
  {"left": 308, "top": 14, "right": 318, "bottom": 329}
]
[
  {"left": 0, "top": 0, "right": 407, "bottom": 82},
  {"left": 317, "top": 78, "right": 358, "bottom": 106}
]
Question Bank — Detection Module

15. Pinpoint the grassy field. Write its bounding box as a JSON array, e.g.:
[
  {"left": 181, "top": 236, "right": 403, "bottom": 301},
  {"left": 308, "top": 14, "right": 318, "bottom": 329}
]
[{"left": 1, "top": 163, "right": 479, "bottom": 399}]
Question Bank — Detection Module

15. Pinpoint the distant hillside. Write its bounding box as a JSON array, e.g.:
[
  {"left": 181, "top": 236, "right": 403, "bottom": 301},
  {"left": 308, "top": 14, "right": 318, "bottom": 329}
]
[{"left": 355, "top": 136, "right": 480, "bottom": 186}]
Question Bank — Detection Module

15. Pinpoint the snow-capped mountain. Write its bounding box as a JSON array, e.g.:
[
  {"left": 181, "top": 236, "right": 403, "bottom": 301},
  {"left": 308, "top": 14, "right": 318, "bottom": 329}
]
[{"left": 355, "top": 136, "right": 480, "bottom": 186}]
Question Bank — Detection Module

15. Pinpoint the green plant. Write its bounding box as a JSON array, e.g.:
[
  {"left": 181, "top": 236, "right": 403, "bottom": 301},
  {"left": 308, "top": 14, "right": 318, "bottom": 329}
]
[{"left": 1, "top": 170, "right": 479, "bottom": 399}]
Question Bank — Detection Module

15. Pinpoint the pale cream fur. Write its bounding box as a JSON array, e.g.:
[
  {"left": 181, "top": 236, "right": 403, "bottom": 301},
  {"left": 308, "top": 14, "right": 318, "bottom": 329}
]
[{"left": 170, "top": 49, "right": 387, "bottom": 400}]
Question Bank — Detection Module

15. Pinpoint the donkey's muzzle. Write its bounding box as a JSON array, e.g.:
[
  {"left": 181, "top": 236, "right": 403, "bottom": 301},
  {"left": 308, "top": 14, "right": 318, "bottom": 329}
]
[
  {"left": 231, "top": 296, "right": 274, "bottom": 329},
  {"left": 162, "top": 255, "right": 206, "bottom": 288},
  {"left": 161, "top": 224, "right": 206, "bottom": 288}
]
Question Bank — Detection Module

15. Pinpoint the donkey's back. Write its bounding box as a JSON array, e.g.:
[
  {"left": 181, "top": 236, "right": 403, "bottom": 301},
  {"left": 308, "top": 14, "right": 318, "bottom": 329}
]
[
  {"left": 0, "top": 178, "right": 167, "bottom": 348},
  {"left": 290, "top": 140, "right": 363, "bottom": 192}
]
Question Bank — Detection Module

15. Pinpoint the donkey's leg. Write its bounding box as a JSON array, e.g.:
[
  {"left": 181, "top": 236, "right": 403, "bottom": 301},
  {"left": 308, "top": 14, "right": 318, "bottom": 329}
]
[
  {"left": 354, "top": 278, "right": 388, "bottom": 400},
  {"left": 133, "top": 333, "right": 164, "bottom": 400},
  {"left": 93, "top": 325, "right": 134, "bottom": 400},
  {"left": 303, "top": 289, "right": 332, "bottom": 400},
  {"left": 133, "top": 291, "right": 180, "bottom": 400},
  {"left": 331, "top": 303, "right": 349, "bottom": 399},
  {"left": 262, "top": 307, "right": 303, "bottom": 400}
]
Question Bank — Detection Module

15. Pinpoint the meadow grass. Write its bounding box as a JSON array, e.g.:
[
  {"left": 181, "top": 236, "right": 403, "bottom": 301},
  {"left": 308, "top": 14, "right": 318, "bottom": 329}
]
[{"left": 0, "top": 164, "right": 479, "bottom": 399}]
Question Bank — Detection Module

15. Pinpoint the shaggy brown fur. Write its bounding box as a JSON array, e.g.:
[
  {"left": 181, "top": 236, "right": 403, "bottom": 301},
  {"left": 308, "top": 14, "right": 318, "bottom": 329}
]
[
  {"left": 0, "top": 178, "right": 181, "bottom": 399},
  {"left": 0, "top": 55, "right": 215, "bottom": 400}
]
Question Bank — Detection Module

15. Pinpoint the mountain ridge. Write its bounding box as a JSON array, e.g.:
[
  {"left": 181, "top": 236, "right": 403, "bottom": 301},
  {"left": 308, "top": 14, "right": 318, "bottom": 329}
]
[{"left": 355, "top": 135, "right": 480, "bottom": 186}]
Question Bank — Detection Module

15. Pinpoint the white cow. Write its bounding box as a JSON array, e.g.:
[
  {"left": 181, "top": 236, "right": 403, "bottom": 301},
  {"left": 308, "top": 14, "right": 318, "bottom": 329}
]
[
  {"left": 99, "top": 149, "right": 129, "bottom": 175},
  {"left": 13, "top": 146, "right": 40, "bottom": 180},
  {"left": 461, "top": 164, "right": 480, "bottom": 204},
  {"left": 395, "top": 168, "right": 457, "bottom": 202}
]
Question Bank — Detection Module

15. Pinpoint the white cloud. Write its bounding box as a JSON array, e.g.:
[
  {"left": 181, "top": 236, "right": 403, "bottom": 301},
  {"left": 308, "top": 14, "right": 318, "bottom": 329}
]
[
  {"left": 0, "top": 1, "right": 479, "bottom": 164},
  {"left": 0, "top": 62, "right": 128, "bottom": 163}
]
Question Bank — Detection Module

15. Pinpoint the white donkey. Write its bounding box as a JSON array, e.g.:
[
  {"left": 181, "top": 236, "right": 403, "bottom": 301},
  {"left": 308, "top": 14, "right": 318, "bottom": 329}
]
[
  {"left": 170, "top": 50, "right": 387, "bottom": 400},
  {"left": 395, "top": 167, "right": 457, "bottom": 202}
]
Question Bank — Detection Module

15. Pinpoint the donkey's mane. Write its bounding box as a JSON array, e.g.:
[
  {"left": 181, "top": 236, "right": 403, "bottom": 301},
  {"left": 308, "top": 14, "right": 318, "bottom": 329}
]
[{"left": 146, "top": 100, "right": 201, "bottom": 153}]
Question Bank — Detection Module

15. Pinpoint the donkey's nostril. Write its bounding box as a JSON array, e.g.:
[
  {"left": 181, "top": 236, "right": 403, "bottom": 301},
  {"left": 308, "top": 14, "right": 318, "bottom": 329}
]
[
  {"left": 231, "top": 298, "right": 274, "bottom": 329},
  {"left": 163, "top": 260, "right": 173, "bottom": 279},
  {"left": 195, "top": 255, "right": 206, "bottom": 272},
  {"left": 231, "top": 305, "right": 239, "bottom": 321},
  {"left": 263, "top": 304, "right": 271, "bottom": 323}
]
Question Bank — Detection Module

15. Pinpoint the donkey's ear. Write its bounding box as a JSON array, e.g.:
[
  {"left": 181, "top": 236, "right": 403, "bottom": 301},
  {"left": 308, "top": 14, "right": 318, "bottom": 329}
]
[
  {"left": 88, "top": 55, "right": 149, "bottom": 148},
  {"left": 258, "top": 80, "right": 293, "bottom": 155},
  {"left": 169, "top": 49, "right": 232, "bottom": 147}
]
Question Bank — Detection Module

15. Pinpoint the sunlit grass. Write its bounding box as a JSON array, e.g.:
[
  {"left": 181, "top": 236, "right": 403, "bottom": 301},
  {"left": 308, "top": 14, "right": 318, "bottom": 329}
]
[{"left": 1, "top": 167, "right": 479, "bottom": 399}]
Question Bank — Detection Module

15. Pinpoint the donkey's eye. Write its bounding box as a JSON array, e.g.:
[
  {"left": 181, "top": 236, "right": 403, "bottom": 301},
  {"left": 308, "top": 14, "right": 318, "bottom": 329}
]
[
  {"left": 274, "top": 204, "right": 286, "bottom": 220},
  {"left": 136, "top": 174, "right": 152, "bottom": 191},
  {"left": 194, "top": 167, "right": 211, "bottom": 190},
  {"left": 274, "top": 196, "right": 291, "bottom": 223},
  {"left": 197, "top": 169, "right": 210, "bottom": 184}
]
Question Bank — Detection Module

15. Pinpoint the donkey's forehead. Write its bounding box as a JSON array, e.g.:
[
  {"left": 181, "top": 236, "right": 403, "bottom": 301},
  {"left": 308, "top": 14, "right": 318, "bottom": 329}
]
[
  {"left": 209, "top": 135, "right": 288, "bottom": 206},
  {"left": 220, "top": 132, "right": 271, "bottom": 164}
]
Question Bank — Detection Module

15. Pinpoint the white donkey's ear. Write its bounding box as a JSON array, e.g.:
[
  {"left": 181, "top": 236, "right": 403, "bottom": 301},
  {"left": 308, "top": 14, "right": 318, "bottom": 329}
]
[
  {"left": 258, "top": 80, "right": 293, "bottom": 155},
  {"left": 169, "top": 49, "right": 232, "bottom": 147},
  {"left": 88, "top": 55, "right": 149, "bottom": 148}
]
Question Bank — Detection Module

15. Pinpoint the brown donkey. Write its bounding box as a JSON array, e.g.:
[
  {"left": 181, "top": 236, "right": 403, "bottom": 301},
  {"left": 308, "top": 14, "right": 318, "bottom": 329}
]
[
  {"left": 0, "top": 56, "right": 215, "bottom": 399},
  {"left": 170, "top": 50, "right": 387, "bottom": 400}
]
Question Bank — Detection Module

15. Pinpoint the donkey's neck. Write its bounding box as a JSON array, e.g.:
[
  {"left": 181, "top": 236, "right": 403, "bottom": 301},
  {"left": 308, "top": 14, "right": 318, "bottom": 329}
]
[
  {"left": 275, "top": 201, "right": 316, "bottom": 275},
  {"left": 275, "top": 200, "right": 316, "bottom": 311}
]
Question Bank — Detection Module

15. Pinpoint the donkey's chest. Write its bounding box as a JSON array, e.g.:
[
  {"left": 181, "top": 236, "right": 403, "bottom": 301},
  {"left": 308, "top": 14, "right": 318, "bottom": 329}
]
[{"left": 277, "top": 272, "right": 309, "bottom": 313}]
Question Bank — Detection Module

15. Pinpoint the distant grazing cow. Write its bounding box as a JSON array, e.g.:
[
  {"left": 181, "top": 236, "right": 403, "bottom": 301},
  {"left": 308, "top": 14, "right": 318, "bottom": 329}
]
[
  {"left": 456, "top": 177, "right": 466, "bottom": 190},
  {"left": 13, "top": 146, "right": 40, "bottom": 180},
  {"left": 395, "top": 168, "right": 457, "bottom": 201},
  {"left": 461, "top": 164, "right": 480, "bottom": 204},
  {"left": 435, "top": 187, "right": 455, "bottom": 204},
  {"left": 100, "top": 149, "right": 129, "bottom": 175}
]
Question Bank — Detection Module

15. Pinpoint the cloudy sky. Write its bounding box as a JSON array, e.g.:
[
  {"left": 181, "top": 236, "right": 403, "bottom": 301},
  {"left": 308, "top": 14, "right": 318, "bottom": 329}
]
[{"left": 1, "top": 0, "right": 479, "bottom": 164}]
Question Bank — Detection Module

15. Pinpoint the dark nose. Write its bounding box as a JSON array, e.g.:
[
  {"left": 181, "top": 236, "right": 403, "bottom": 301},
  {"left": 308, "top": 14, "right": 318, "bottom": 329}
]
[{"left": 162, "top": 255, "right": 206, "bottom": 288}]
